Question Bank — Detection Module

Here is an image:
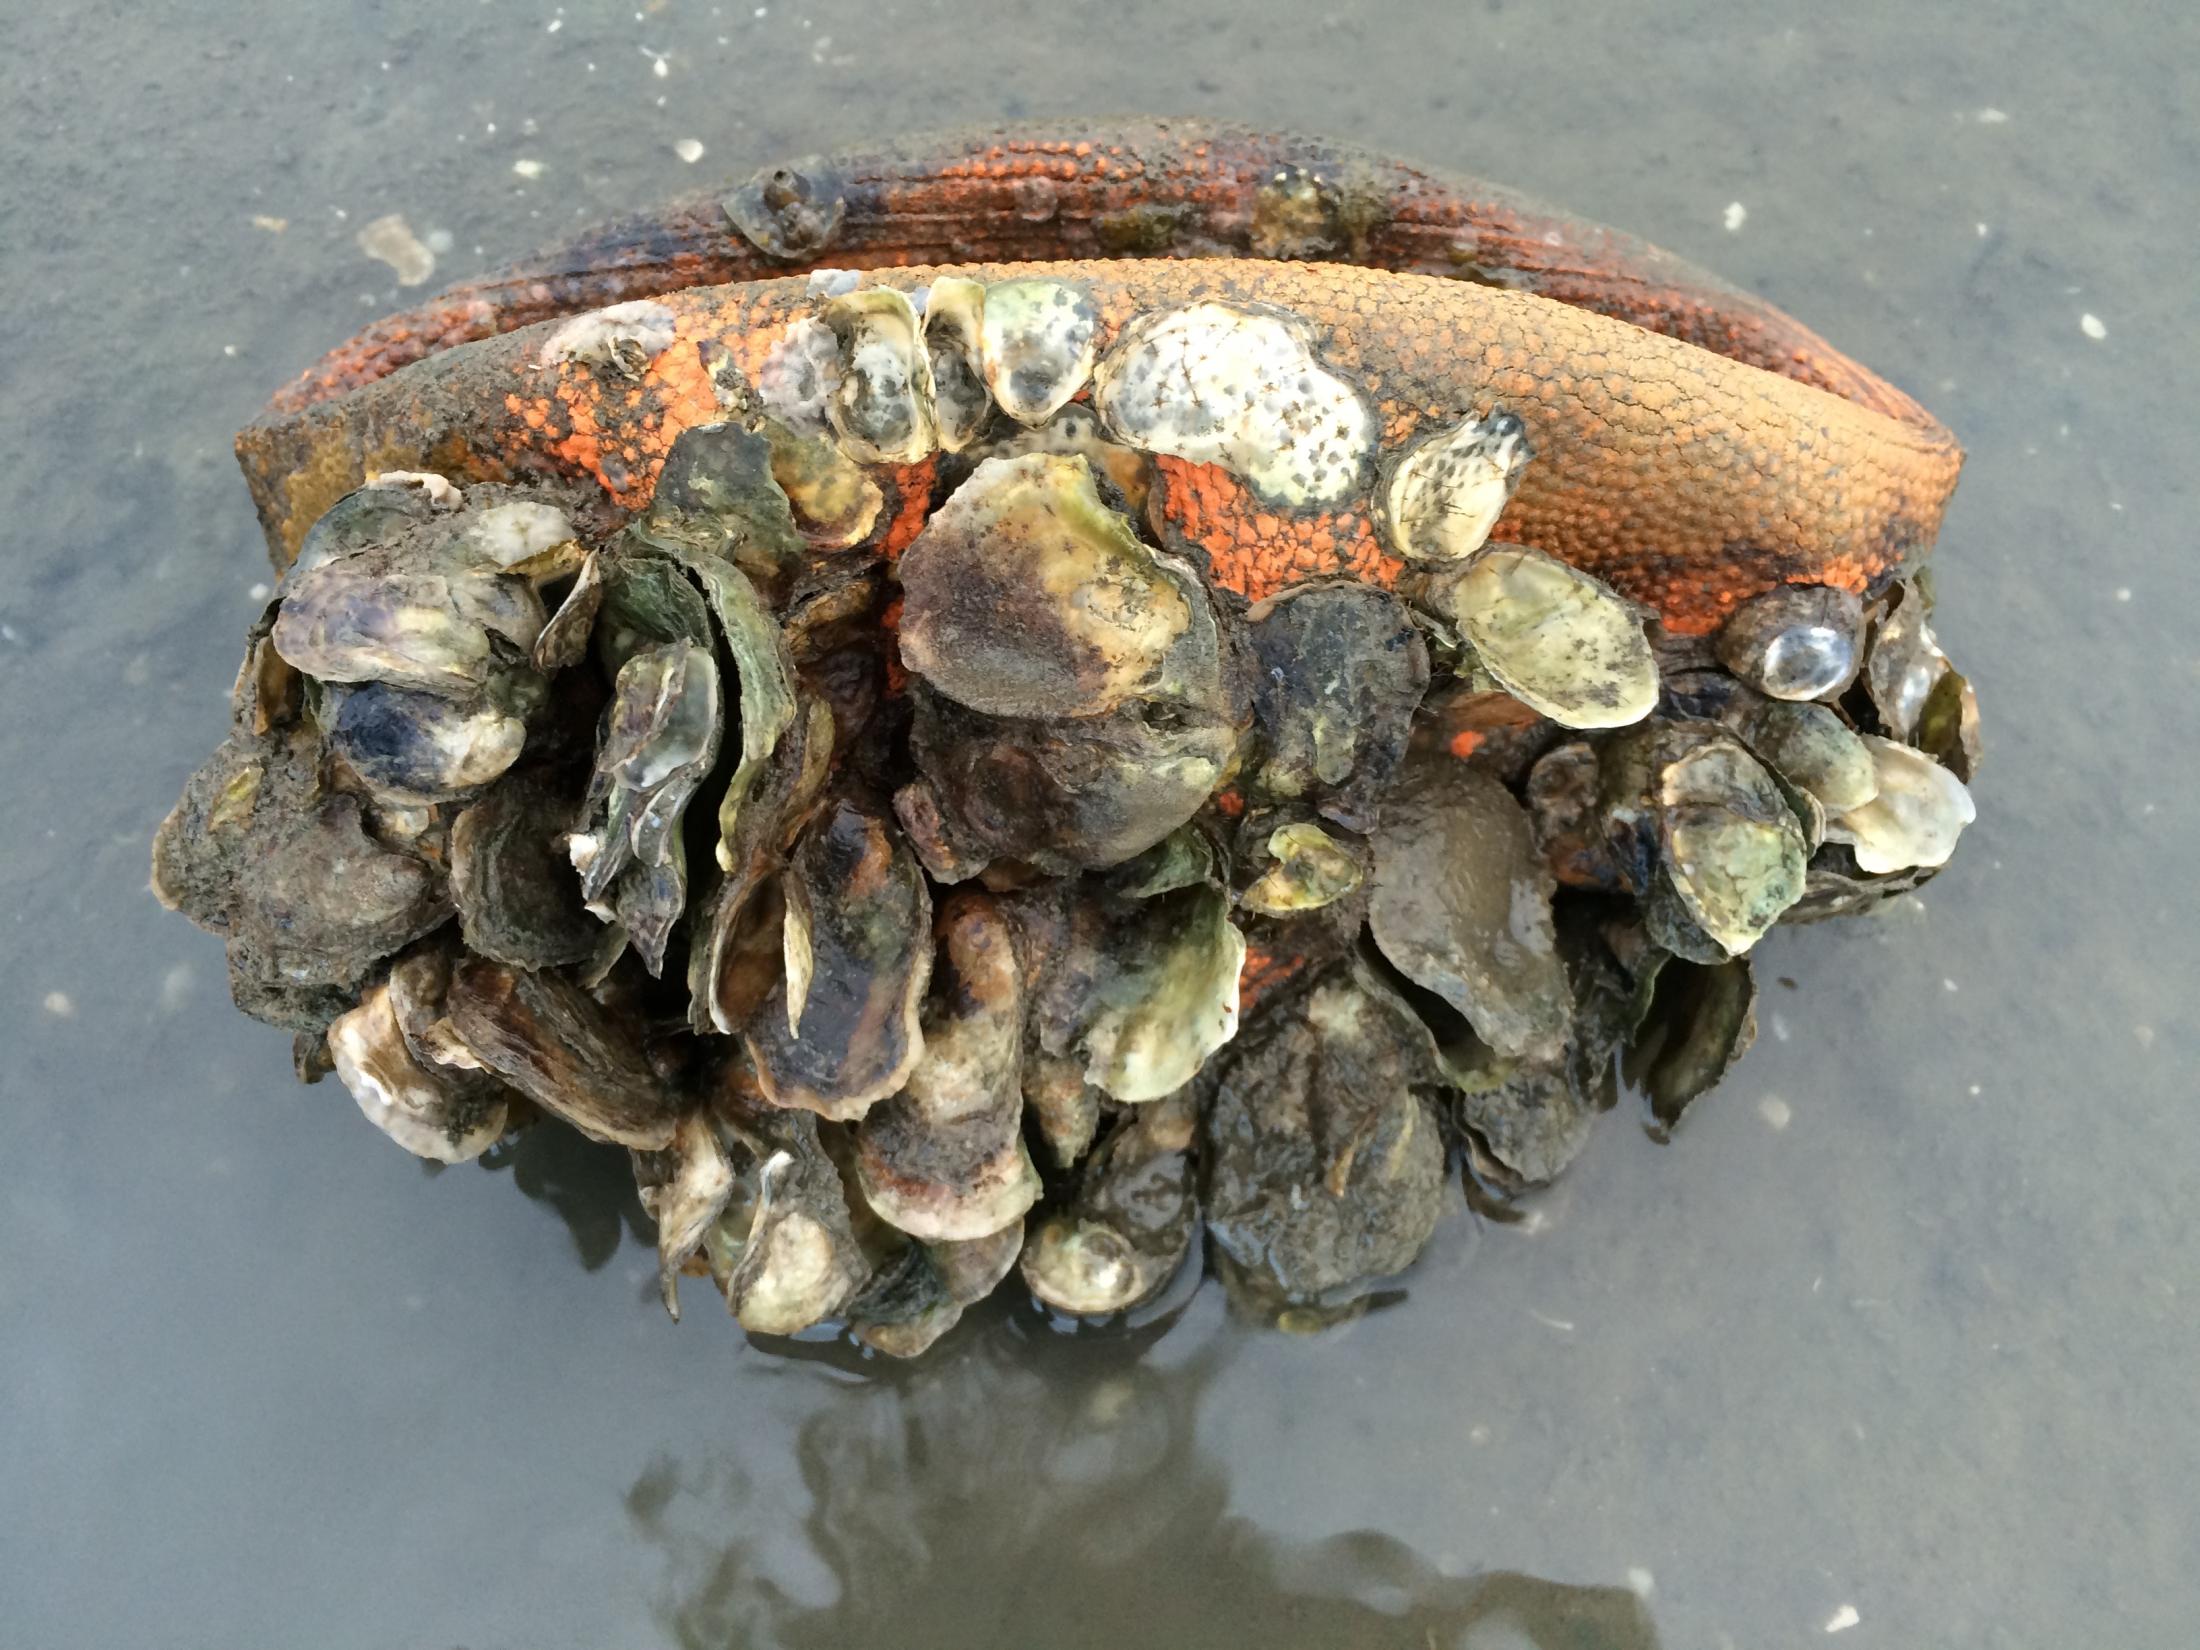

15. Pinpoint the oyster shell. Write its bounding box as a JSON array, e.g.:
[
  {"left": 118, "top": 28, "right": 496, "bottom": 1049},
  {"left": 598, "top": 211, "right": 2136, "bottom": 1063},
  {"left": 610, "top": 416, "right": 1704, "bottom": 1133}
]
[
  {"left": 1020, "top": 1091, "right": 1199, "bottom": 1317},
  {"left": 898, "top": 453, "right": 1222, "bottom": 722},
  {"left": 1715, "top": 582, "right": 1863, "bottom": 701},
  {"left": 1246, "top": 580, "right": 1428, "bottom": 830},
  {"left": 1427, "top": 545, "right": 1658, "bottom": 731},
  {"left": 1375, "top": 409, "right": 1532, "bottom": 565},
  {"left": 822, "top": 287, "right": 936, "bottom": 465},
  {"left": 1729, "top": 698, "right": 1880, "bottom": 815},
  {"left": 460, "top": 501, "right": 579, "bottom": 569},
  {"left": 568, "top": 636, "right": 722, "bottom": 975},
  {"left": 535, "top": 299, "right": 677, "bottom": 377},
  {"left": 1204, "top": 967, "right": 1449, "bottom": 1308},
  {"left": 320, "top": 678, "right": 533, "bottom": 805},
  {"left": 970, "top": 403, "right": 1154, "bottom": 515},
  {"left": 443, "top": 957, "right": 680, "bottom": 1149},
  {"left": 705, "top": 1100, "right": 868, "bottom": 1336},
  {"left": 631, "top": 421, "right": 803, "bottom": 588},
  {"left": 1073, "top": 882, "right": 1245, "bottom": 1104},
  {"left": 327, "top": 978, "right": 509, "bottom": 1163},
  {"left": 1240, "top": 821, "right": 1365, "bottom": 916},
  {"left": 1654, "top": 730, "right": 1808, "bottom": 956},
  {"left": 978, "top": 277, "right": 1098, "bottom": 426},
  {"left": 742, "top": 800, "right": 931, "bottom": 1121},
  {"left": 899, "top": 692, "right": 1236, "bottom": 880},
  {"left": 632, "top": 1109, "right": 736, "bottom": 1318},
  {"left": 273, "top": 553, "right": 545, "bottom": 697},
  {"left": 854, "top": 892, "right": 1040, "bottom": 1241},
  {"left": 1824, "top": 736, "right": 1976, "bottom": 873},
  {"left": 1368, "top": 749, "right": 1572, "bottom": 1061},
  {"left": 1623, "top": 955, "right": 1758, "bottom": 1131},
  {"left": 919, "top": 276, "right": 991, "bottom": 452},
  {"left": 288, "top": 482, "right": 442, "bottom": 581},
  {"left": 722, "top": 157, "right": 846, "bottom": 262},
  {"left": 1092, "top": 300, "right": 1373, "bottom": 507},
  {"left": 1862, "top": 579, "right": 1947, "bottom": 739}
]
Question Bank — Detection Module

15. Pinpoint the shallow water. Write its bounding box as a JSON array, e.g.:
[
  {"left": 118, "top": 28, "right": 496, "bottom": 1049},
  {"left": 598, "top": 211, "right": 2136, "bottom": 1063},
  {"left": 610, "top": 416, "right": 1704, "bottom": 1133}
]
[{"left": 4, "top": 2, "right": 2196, "bottom": 1645}]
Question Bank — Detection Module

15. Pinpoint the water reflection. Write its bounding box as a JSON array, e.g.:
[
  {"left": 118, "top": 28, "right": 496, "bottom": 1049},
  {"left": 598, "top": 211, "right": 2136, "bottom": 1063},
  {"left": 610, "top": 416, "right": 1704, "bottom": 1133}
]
[{"left": 625, "top": 1317, "right": 1659, "bottom": 1649}]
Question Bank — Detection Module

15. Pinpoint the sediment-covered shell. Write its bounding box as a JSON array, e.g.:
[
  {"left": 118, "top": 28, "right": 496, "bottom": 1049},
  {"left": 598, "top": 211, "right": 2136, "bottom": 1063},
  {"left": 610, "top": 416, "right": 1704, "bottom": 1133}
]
[
  {"left": 1376, "top": 410, "right": 1531, "bottom": 565},
  {"left": 1204, "top": 967, "right": 1448, "bottom": 1308},
  {"left": 443, "top": 957, "right": 680, "bottom": 1149},
  {"left": 1715, "top": 582, "right": 1863, "bottom": 701},
  {"left": 1092, "top": 300, "right": 1373, "bottom": 506},
  {"left": 448, "top": 772, "right": 601, "bottom": 970},
  {"left": 1428, "top": 545, "right": 1658, "bottom": 731},
  {"left": 1369, "top": 750, "right": 1572, "bottom": 1060},
  {"left": 978, "top": 277, "right": 1098, "bottom": 426},
  {"left": 154, "top": 729, "right": 452, "bottom": 1024},
  {"left": 1453, "top": 1055, "right": 1595, "bottom": 1193},
  {"left": 1246, "top": 581, "right": 1427, "bottom": 830}
]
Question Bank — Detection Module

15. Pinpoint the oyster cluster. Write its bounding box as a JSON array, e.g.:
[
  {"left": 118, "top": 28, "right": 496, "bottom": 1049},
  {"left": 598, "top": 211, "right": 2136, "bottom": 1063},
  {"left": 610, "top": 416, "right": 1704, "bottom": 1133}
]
[{"left": 156, "top": 278, "right": 1979, "bottom": 1350}]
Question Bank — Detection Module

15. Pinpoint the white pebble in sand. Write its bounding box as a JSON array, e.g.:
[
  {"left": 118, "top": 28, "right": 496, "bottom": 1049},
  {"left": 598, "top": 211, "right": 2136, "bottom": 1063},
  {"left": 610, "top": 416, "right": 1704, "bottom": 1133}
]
[
  {"left": 512, "top": 157, "right": 545, "bottom": 180},
  {"left": 2080, "top": 312, "right": 2107, "bottom": 340},
  {"left": 674, "top": 138, "right": 705, "bottom": 164},
  {"left": 1758, "top": 1096, "right": 1792, "bottom": 1131},
  {"left": 1625, "top": 1567, "right": 1656, "bottom": 1598},
  {"left": 1826, "top": 1604, "right": 1861, "bottom": 1633},
  {"left": 43, "top": 991, "right": 75, "bottom": 1018},
  {"left": 1723, "top": 201, "right": 1747, "bottom": 231}
]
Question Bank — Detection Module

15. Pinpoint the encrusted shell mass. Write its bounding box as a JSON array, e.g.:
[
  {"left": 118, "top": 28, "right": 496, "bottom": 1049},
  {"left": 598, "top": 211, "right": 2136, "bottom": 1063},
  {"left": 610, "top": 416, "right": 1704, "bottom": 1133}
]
[{"left": 160, "top": 251, "right": 1982, "bottom": 1357}]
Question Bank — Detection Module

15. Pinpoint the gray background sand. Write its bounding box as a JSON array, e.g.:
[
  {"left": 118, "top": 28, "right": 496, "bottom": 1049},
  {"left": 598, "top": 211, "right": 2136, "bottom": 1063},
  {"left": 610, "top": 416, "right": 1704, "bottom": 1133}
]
[{"left": 3, "top": 2, "right": 2195, "bottom": 1644}]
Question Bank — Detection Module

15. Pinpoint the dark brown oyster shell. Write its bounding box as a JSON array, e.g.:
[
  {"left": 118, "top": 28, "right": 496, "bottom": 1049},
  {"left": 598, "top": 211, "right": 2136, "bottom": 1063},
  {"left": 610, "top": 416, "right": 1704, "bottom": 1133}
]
[{"left": 742, "top": 800, "right": 931, "bottom": 1121}]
